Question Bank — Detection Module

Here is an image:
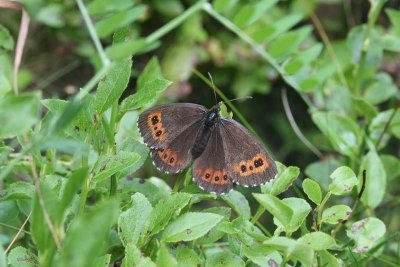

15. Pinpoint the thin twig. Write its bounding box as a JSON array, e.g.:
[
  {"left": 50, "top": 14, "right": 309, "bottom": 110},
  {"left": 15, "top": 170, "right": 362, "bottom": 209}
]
[
  {"left": 376, "top": 106, "right": 399, "bottom": 149},
  {"left": 5, "top": 211, "right": 32, "bottom": 253},
  {"left": 26, "top": 142, "right": 61, "bottom": 250},
  {"left": 281, "top": 88, "right": 323, "bottom": 159},
  {"left": 0, "top": 0, "right": 30, "bottom": 94},
  {"left": 0, "top": 222, "right": 31, "bottom": 235},
  {"left": 299, "top": 0, "right": 348, "bottom": 89}
]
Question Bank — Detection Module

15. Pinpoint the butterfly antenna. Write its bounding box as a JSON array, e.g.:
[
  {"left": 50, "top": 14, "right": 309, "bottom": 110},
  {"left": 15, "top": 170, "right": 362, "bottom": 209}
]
[
  {"left": 208, "top": 72, "right": 218, "bottom": 105},
  {"left": 223, "top": 96, "right": 253, "bottom": 104}
]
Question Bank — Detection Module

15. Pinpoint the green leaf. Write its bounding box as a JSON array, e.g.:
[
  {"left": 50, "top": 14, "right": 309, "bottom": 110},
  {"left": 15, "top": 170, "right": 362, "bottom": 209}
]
[
  {"left": 205, "top": 251, "right": 245, "bottom": 267},
  {"left": 381, "top": 154, "right": 400, "bottom": 181},
  {"left": 268, "top": 26, "right": 312, "bottom": 61},
  {"left": 176, "top": 246, "right": 202, "bottom": 267},
  {"left": 196, "top": 207, "right": 231, "bottom": 244},
  {"left": 284, "top": 43, "right": 323, "bottom": 75},
  {"left": 253, "top": 13, "right": 304, "bottom": 43},
  {"left": 36, "top": 4, "right": 65, "bottom": 28},
  {"left": 263, "top": 236, "right": 314, "bottom": 266},
  {"left": 0, "top": 25, "right": 14, "bottom": 51},
  {"left": 270, "top": 164, "right": 299, "bottom": 195},
  {"left": 161, "top": 212, "right": 223, "bottom": 242},
  {"left": 386, "top": 8, "right": 400, "bottom": 35},
  {"left": 93, "top": 254, "right": 111, "bottom": 267},
  {"left": 364, "top": 73, "right": 397, "bottom": 105},
  {"left": 95, "top": 6, "right": 147, "bottom": 38},
  {"left": 122, "top": 243, "right": 157, "bottom": 267},
  {"left": 88, "top": 0, "right": 136, "bottom": 15},
  {"left": 30, "top": 181, "right": 58, "bottom": 253},
  {"left": 95, "top": 58, "right": 132, "bottom": 113},
  {"left": 242, "top": 245, "right": 282, "bottom": 267},
  {"left": 56, "top": 200, "right": 119, "bottom": 267},
  {"left": 119, "top": 193, "right": 152, "bottom": 246},
  {"left": 0, "top": 245, "right": 5, "bottom": 267},
  {"left": 118, "top": 176, "right": 171, "bottom": 205},
  {"left": 137, "top": 57, "right": 163, "bottom": 90},
  {"left": 57, "top": 167, "right": 88, "bottom": 223},
  {"left": 346, "top": 217, "right": 386, "bottom": 253},
  {"left": 118, "top": 139, "right": 149, "bottom": 176},
  {"left": 213, "top": 0, "right": 238, "bottom": 13},
  {"left": 7, "top": 246, "right": 38, "bottom": 267},
  {"left": 156, "top": 243, "right": 178, "bottom": 267},
  {"left": 318, "top": 250, "right": 341, "bottom": 267},
  {"left": 321, "top": 205, "right": 352, "bottom": 225},
  {"left": 273, "top": 198, "right": 311, "bottom": 233},
  {"left": 1, "top": 182, "right": 34, "bottom": 200},
  {"left": 120, "top": 79, "right": 172, "bottom": 114},
  {"left": 359, "top": 151, "right": 386, "bottom": 209},
  {"left": 253, "top": 194, "right": 293, "bottom": 231},
  {"left": 305, "top": 156, "right": 342, "bottom": 191},
  {"left": 302, "top": 178, "right": 322, "bottom": 204},
  {"left": 312, "top": 111, "right": 363, "bottom": 158},
  {"left": 298, "top": 232, "right": 336, "bottom": 250},
  {"left": 0, "top": 92, "right": 41, "bottom": 138},
  {"left": 0, "top": 201, "right": 19, "bottom": 223},
  {"left": 221, "top": 190, "right": 251, "bottom": 220},
  {"left": 93, "top": 151, "right": 140, "bottom": 182},
  {"left": 233, "top": 0, "right": 278, "bottom": 28},
  {"left": 105, "top": 39, "right": 160, "bottom": 60},
  {"left": 144, "top": 193, "right": 191, "bottom": 237},
  {"left": 369, "top": 109, "right": 400, "bottom": 144},
  {"left": 329, "top": 166, "right": 358, "bottom": 195},
  {"left": 265, "top": 164, "right": 299, "bottom": 196},
  {"left": 351, "top": 97, "right": 378, "bottom": 122}
]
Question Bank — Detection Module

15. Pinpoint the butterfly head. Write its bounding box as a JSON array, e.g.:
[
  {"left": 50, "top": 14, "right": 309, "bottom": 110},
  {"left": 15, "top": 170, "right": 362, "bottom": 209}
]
[{"left": 205, "top": 105, "right": 220, "bottom": 127}]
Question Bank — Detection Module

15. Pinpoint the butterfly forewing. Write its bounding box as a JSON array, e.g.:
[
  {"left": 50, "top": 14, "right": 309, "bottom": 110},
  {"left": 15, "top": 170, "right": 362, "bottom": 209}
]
[
  {"left": 220, "top": 118, "right": 277, "bottom": 187},
  {"left": 138, "top": 103, "right": 207, "bottom": 149},
  {"left": 192, "top": 127, "right": 235, "bottom": 194}
]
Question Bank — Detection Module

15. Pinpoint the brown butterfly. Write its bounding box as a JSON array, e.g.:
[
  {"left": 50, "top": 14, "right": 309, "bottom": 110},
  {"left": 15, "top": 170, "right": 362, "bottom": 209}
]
[{"left": 138, "top": 103, "right": 277, "bottom": 194}]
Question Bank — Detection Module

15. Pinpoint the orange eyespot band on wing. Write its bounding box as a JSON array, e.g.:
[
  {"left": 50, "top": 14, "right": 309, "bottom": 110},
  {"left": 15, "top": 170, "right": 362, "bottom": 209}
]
[
  {"left": 157, "top": 148, "right": 184, "bottom": 167},
  {"left": 233, "top": 153, "right": 269, "bottom": 177},
  {"left": 147, "top": 112, "right": 167, "bottom": 141},
  {"left": 195, "top": 168, "right": 230, "bottom": 185}
]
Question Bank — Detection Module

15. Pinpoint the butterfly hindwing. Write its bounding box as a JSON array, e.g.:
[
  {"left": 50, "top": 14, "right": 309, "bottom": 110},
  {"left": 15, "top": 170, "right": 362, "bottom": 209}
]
[
  {"left": 192, "top": 126, "right": 234, "bottom": 194},
  {"left": 138, "top": 103, "right": 207, "bottom": 149},
  {"left": 220, "top": 118, "right": 277, "bottom": 187},
  {"left": 150, "top": 119, "right": 203, "bottom": 173}
]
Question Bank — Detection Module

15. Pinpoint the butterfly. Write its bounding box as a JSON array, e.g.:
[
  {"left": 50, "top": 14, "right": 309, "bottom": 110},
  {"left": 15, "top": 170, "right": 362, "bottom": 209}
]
[{"left": 137, "top": 103, "right": 277, "bottom": 194}]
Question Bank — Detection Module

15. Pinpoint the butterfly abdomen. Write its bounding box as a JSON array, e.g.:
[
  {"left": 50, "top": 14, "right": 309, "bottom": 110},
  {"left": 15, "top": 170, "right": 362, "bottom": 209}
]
[{"left": 191, "top": 109, "right": 220, "bottom": 159}]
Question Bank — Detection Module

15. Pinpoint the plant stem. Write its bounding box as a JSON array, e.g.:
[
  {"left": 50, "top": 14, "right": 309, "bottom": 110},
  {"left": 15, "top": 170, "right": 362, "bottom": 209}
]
[
  {"left": 203, "top": 3, "right": 314, "bottom": 110},
  {"left": 78, "top": 156, "right": 89, "bottom": 215},
  {"left": 251, "top": 206, "right": 265, "bottom": 224},
  {"left": 316, "top": 191, "right": 332, "bottom": 230},
  {"left": 76, "top": 0, "right": 110, "bottom": 67},
  {"left": 353, "top": 0, "right": 386, "bottom": 94},
  {"left": 145, "top": 0, "right": 207, "bottom": 45}
]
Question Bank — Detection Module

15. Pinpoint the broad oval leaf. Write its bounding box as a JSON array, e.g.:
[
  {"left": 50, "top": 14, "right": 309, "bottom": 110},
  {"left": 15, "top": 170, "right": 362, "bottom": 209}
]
[
  {"left": 222, "top": 190, "right": 251, "bottom": 220},
  {"left": 253, "top": 193, "right": 293, "bottom": 231},
  {"left": 321, "top": 205, "right": 352, "bottom": 225},
  {"left": 0, "top": 93, "right": 41, "bottom": 138},
  {"left": 205, "top": 251, "right": 245, "bottom": 267},
  {"left": 161, "top": 212, "right": 223, "bottom": 242},
  {"left": 359, "top": 151, "right": 386, "bottom": 209},
  {"left": 144, "top": 193, "right": 191, "bottom": 237},
  {"left": 346, "top": 217, "right": 386, "bottom": 253},
  {"left": 302, "top": 178, "right": 322, "bottom": 204},
  {"left": 329, "top": 166, "right": 358, "bottom": 195},
  {"left": 312, "top": 111, "right": 363, "bottom": 158},
  {"left": 118, "top": 193, "right": 152, "bottom": 246},
  {"left": 298, "top": 232, "right": 336, "bottom": 251}
]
